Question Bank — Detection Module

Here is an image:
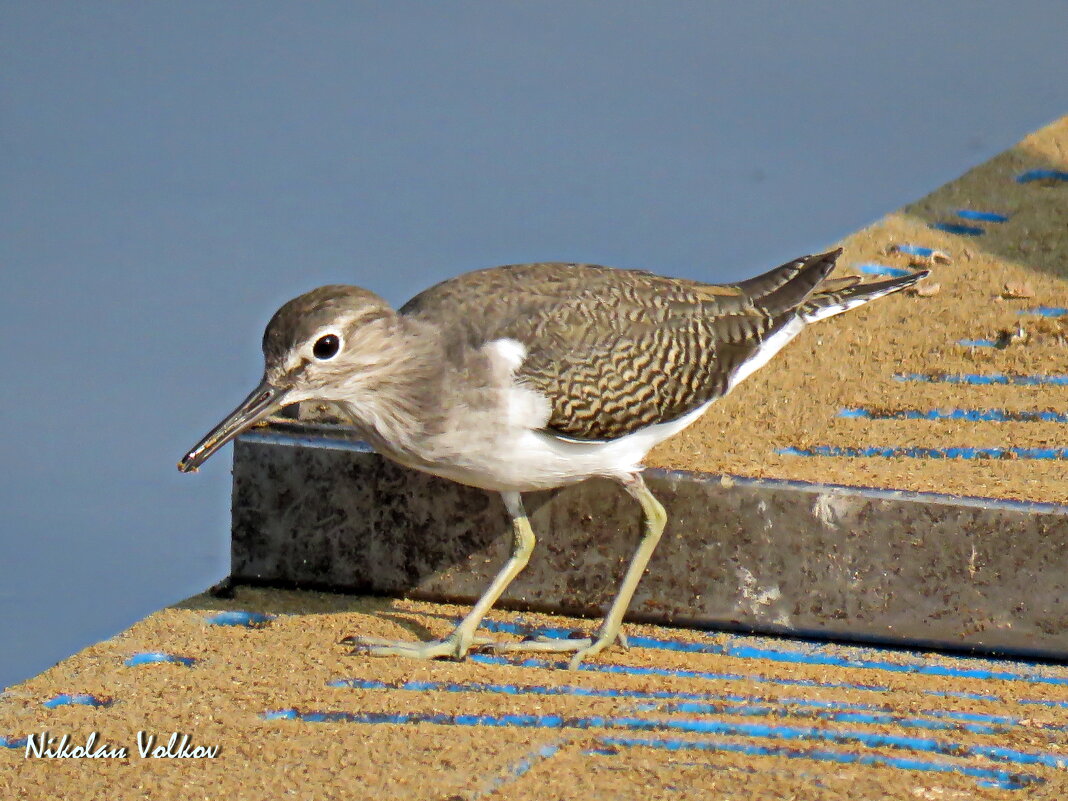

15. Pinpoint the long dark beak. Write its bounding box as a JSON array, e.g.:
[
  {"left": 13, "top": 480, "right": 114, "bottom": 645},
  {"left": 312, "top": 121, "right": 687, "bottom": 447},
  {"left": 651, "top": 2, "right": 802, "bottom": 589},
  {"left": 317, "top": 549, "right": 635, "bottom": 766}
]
[{"left": 177, "top": 379, "right": 286, "bottom": 473}]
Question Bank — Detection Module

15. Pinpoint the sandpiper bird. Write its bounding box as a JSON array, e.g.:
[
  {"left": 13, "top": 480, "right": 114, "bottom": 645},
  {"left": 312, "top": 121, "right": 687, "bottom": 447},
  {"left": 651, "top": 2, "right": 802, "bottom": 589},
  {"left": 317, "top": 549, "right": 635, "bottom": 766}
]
[{"left": 179, "top": 250, "right": 925, "bottom": 668}]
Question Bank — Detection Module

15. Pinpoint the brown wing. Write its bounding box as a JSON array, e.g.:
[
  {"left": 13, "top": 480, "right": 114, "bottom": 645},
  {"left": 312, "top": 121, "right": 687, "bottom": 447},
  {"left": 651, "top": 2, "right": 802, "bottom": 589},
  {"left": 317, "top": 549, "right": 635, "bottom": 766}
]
[{"left": 399, "top": 251, "right": 840, "bottom": 440}]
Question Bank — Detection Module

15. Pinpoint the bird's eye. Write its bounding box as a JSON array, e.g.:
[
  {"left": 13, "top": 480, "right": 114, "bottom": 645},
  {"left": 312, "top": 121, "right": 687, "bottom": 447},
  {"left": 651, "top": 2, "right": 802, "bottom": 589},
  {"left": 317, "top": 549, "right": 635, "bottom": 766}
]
[{"left": 313, "top": 334, "right": 341, "bottom": 360}]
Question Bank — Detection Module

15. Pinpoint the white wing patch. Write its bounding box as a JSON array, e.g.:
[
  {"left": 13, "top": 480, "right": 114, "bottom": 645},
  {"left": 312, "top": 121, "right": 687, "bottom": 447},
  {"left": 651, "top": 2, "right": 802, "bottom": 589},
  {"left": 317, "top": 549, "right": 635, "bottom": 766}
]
[
  {"left": 483, "top": 338, "right": 551, "bottom": 431},
  {"left": 484, "top": 338, "right": 528, "bottom": 372}
]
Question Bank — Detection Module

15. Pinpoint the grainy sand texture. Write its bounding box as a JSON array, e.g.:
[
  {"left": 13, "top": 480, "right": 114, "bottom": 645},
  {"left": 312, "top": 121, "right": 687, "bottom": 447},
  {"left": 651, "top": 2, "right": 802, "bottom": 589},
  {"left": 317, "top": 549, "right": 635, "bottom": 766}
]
[
  {"left": 4, "top": 589, "right": 1068, "bottom": 799},
  {"left": 654, "top": 115, "right": 1068, "bottom": 505},
  {"left": 5, "top": 118, "right": 1068, "bottom": 800}
]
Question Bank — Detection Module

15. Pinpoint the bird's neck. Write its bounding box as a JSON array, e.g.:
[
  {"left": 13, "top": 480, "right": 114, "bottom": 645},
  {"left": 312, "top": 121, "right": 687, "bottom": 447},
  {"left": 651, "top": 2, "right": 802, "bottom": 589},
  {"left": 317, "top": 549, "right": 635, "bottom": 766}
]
[{"left": 333, "top": 316, "right": 445, "bottom": 456}]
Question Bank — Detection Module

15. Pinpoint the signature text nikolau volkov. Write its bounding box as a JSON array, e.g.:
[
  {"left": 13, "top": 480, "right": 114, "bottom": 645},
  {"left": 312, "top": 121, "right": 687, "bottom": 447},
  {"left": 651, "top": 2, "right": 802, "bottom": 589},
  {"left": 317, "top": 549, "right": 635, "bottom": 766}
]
[{"left": 24, "top": 731, "right": 219, "bottom": 759}]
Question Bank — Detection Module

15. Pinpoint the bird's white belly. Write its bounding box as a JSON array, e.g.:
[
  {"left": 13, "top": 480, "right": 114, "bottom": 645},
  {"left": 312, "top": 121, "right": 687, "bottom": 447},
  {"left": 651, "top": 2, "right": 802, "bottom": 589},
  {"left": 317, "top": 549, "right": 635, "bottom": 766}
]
[
  {"left": 371, "top": 336, "right": 731, "bottom": 493},
  {"left": 405, "top": 398, "right": 715, "bottom": 493}
]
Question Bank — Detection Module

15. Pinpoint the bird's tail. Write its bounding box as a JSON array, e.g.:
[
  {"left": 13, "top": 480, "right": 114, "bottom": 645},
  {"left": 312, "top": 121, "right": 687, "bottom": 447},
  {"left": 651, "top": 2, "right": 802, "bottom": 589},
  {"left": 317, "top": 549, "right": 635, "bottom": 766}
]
[{"left": 800, "top": 269, "right": 929, "bottom": 323}]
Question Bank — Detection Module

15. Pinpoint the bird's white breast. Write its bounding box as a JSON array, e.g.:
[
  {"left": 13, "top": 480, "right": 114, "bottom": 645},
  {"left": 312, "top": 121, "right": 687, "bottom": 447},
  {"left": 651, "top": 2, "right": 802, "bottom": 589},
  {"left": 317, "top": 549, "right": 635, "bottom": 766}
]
[{"left": 402, "top": 337, "right": 717, "bottom": 492}]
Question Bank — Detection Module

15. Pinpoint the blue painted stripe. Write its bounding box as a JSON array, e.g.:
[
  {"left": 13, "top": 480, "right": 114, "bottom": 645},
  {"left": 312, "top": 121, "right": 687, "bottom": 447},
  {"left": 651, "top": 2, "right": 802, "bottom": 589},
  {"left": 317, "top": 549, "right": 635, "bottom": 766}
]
[
  {"left": 635, "top": 696, "right": 885, "bottom": 715},
  {"left": 42, "top": 694, "right": 112, "bottom": 709},
  {"left": 958, "top": 338, "right": 998, "bottom": 347},
  {"left": 1, "top": 735, "right": 28, "bottom": 749},
  {"left": 125, "top": 652, "right": 197, "bottom": 667},
  {"left": 891, "top": 244, "right": 937, "bottom": 257},
  {"left": 661, "top": 702, "right": 1012, "bottom": 735},
  {"left": 930, "top": 222, "right": 984, "bottom": 236},
  {"left": 594, "top": 736, "right": 1039, "bottom": 791},
  {"left": 342, "top": 677, "right": 985, "bottom": 730},
  {"left": 477, "top": 623, "right": 887, "bottom": 689},
  {"left": 451, "top": 654, "right": 1068, "bottom": 719},
  {"left": 894, "top": 372, "right": 1068, "bottom": 386},
  {"left": 473, "top": 740, "right": 563, "bottom": 798},
  {"left": 779, "top": 445, "right": 1068, "bottom": 460},
  {"left": 1020, "top": 698, "right": 1068, "bottom": 710},
  {"left": 334, "top": 673, "right": 1067, "bottom": 734},
  {"left": 1016, "top": 169, "right": 1068, "bottom": 183},
  {"left": 1019, "top": 307, "right": 1068, "bottom": 318},
  {"left": 924, "top": 709, "right": 1020, "bottom": 726},
  {"left": 471, "top": 652, "right": 891, "bottom": 692},
  {"left": 330, "top": 676, "right": 719, "bottom": 703},
  {"left": 264, "top": 709, "right": 301, "bottom": 720},
  {"left": 206, "top": 610, "right": 273, "bottom": 627},
  {"left": 669, "top": 700, "right": 1043, "bottom": 731},
  {"left": 956, "top": 209, "right": 1008, "bottom": 223},
  {"left": 839, "top": 407, "right": 1068, "bottom": 423},
  {"left": 477, "top": 621, "right": 1068, "bottom": 687},
  {"left": 928, "top": 690, "right": 1003, "bottom": 702},
  {"left": 337, "top": 676, "right": 896, "bottom": 710},
  {"left": 263, "top": 709, "right": 1068, "bottom": 773},
  {"left": 856, "top": 264, "right": 914, "bottom": 278}
]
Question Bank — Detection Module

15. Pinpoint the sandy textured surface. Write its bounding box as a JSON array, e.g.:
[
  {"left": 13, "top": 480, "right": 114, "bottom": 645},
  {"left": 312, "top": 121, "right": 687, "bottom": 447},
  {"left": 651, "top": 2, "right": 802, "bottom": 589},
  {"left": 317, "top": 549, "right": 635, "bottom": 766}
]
[
  {"left": 4, "top": 588, "right": 1068, "bottom": 799},
  {"left": 653, "top": 115, "right": 1068, "bottom": 505},
  {"left": 7, "top": 117, "right": 1067, "bottom": 801}
]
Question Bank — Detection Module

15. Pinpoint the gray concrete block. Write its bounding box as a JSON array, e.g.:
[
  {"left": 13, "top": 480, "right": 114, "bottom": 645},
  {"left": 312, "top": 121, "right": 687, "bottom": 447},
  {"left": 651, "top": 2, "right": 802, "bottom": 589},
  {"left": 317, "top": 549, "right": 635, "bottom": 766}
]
[{"left": 230, "top": 421, "right": 1068, "bottom": 659}]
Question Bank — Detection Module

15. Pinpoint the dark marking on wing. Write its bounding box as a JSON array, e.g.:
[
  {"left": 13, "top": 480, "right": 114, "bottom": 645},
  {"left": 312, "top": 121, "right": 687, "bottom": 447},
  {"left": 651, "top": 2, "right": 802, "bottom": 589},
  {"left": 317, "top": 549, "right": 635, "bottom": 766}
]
[{"left": 399, "top": 251, "right": 842, "bottom": 440}]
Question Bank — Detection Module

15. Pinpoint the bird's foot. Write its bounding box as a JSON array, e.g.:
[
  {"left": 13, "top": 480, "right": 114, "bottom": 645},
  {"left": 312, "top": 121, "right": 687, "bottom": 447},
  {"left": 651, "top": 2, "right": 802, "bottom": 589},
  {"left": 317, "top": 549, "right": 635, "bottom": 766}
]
[
  {"left": 341, "top": 631, "right": 494, "bottom": 661},
  {"left": 478, "top": 628, "right": 628, "bottom": 669}
]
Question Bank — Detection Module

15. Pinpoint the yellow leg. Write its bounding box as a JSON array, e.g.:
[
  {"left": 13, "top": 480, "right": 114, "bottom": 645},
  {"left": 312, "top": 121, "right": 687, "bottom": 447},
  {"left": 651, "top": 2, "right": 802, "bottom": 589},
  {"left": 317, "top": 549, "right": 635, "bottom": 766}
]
[
  {"left": 346, "top": 491, "right": 535, "bottom": 661},
  {"left": 485, "top": 472, "right": 668, "bottom": 669}
]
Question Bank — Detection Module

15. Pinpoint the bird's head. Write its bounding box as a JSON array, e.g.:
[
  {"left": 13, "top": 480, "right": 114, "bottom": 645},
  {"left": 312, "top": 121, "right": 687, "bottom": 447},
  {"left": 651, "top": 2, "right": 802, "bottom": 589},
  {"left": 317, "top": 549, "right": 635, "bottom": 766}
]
[{"left": 178, "top": 285, "right": 396, "bottom": 473}]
